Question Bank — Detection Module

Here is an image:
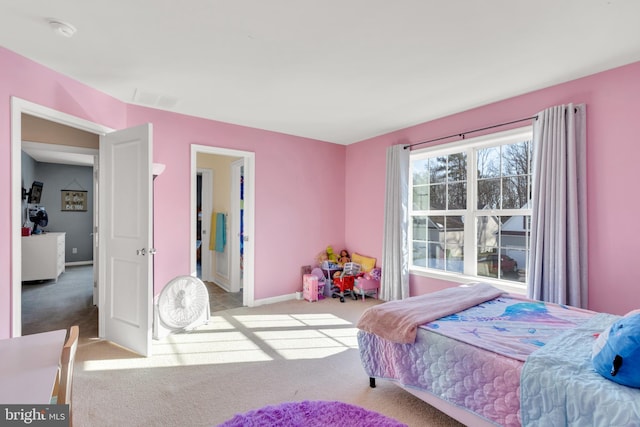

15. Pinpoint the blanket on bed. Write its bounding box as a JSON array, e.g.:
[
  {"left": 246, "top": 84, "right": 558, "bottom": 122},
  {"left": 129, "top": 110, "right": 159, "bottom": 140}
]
[
  {"left": 521, "top": 312, "right": 640, "bottom": 427},
  {"left": 422, "top": 295, "right": 595, "bottom": 361},
  {"left": 356, "top": 282, "right": 504, "bottom": 344}
]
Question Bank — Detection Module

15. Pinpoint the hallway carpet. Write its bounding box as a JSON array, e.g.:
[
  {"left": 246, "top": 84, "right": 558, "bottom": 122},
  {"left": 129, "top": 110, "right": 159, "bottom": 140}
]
[{"left": 21, "top": 264, "right": 97, "bottom": 338}]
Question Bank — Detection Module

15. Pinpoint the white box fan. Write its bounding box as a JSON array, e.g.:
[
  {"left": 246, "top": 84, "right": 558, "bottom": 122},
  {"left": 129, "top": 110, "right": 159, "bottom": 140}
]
[{"left": 153, "top": 275, "right": 211, "bottom": 340}]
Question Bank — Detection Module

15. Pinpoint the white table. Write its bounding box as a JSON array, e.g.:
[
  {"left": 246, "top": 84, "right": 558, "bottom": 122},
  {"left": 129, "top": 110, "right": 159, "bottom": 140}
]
[{"left": 0, "top": 329, "right": 67, "bottom": 404}]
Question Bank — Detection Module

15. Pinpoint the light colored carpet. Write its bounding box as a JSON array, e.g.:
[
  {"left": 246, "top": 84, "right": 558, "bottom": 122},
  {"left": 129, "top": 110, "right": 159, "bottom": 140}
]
[{"left": 73, "top": 297, "right": 464, "bottom": 427}]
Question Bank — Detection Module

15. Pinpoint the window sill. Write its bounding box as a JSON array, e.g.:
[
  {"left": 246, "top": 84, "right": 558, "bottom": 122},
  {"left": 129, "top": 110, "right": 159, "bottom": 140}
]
[{"left": 410, "top": 268, "right": 527, "bottom": 296}]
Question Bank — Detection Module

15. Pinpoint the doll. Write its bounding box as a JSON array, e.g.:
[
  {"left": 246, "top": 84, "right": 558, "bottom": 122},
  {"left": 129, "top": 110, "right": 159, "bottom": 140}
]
[
  {"left": 316, "top": 251, "right": 328, "bottom": 265},
  {"left": 338, "top": 249, "right": 350, "bottom": 266}
]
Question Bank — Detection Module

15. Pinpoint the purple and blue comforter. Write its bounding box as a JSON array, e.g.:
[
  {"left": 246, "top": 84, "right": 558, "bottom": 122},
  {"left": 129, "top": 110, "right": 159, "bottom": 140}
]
[
  {"left": 521, "top": 312, "right": 640, "bottom": 426},
  {"left": 358, "top": 296, "right": 596, "bottom": 426},
  {"left": 423, "top": 296, "right": 594, "bottom": 361}
]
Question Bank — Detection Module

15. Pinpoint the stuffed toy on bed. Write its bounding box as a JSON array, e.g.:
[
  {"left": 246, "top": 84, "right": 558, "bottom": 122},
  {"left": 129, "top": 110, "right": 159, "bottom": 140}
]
[{"left": 592, "top": 311, "right": 640, "bottom": 388}]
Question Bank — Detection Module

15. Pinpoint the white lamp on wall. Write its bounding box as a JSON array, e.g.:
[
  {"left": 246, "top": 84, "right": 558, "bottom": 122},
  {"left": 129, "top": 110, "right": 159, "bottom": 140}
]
[{"left": 153, "top": 163, "right": 166, "bottom": 178}]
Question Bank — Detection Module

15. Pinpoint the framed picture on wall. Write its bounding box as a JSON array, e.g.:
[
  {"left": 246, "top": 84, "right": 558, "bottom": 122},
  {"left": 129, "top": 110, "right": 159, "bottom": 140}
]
[{"left": 61, "top": 190, "right": 88, "bottom": 211}]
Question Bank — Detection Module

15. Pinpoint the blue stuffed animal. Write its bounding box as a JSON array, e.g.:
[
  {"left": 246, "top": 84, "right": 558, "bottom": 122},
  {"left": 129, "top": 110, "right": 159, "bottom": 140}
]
[{"left": 592, "top": 312, "right": 640, "bottom": 388}]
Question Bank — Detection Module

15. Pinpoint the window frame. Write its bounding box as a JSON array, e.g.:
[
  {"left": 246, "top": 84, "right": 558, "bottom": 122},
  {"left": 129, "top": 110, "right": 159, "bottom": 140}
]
[{"left": 408, "top": 126, "right": 533, "bottom": 295}]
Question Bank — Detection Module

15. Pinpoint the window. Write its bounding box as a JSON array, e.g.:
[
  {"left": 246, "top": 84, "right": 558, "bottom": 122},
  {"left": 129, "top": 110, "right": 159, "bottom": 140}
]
[{"left": 409, "top": 127, "right": 533, "bottom": 291}]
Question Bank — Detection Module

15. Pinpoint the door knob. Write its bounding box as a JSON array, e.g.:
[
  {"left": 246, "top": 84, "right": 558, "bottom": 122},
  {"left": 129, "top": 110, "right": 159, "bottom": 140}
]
[{"left": 137, "top": 248, "right": 146, "bottom": 256}]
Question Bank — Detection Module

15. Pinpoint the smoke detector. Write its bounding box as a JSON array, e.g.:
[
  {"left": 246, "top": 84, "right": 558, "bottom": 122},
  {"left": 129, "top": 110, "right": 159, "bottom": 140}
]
[{"left": 48, "top": 19, "right": 77, "bottom": 38}]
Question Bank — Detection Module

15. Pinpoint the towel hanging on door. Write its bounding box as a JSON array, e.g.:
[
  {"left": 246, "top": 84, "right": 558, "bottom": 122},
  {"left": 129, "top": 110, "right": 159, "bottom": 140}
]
[
  {"left": 209, "top": 213, "right": 216, "bottom": 251},
  {"left": 211, "top": 212, "right": 226, "bottom": 252}
]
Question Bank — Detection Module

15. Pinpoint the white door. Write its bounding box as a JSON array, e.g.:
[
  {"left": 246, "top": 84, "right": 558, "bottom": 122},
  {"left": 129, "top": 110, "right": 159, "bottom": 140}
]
[{"left": 99, "top": 124, "right": 153, "bottom": 357}]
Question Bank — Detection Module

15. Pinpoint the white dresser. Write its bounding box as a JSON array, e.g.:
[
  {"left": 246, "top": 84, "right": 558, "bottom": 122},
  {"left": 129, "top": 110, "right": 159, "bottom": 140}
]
[{"left": 21, "top": 232, "right": 66, "bottom": 282}]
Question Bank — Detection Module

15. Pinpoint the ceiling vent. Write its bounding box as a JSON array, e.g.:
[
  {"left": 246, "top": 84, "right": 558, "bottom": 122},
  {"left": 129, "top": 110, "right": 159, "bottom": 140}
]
[{"left": 132, "top": 89, "right": 179, "bottom": 109}]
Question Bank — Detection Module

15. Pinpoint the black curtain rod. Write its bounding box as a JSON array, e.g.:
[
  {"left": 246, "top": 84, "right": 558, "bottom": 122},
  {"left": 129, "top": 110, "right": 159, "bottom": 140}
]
[{"left": 403, "top": 115, "right": 538, "bottom": 150}]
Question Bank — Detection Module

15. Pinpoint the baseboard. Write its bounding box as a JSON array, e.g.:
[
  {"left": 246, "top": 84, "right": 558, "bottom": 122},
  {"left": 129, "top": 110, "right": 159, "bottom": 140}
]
[
  {"left": 65, "top": 261, "right": 93, "bottom": 266},
  {"left": 252, "top": 293, "right": 297, "bottom": 307},
  {"left": 205, "top": 282, "right": 299, "bottom": 307}
]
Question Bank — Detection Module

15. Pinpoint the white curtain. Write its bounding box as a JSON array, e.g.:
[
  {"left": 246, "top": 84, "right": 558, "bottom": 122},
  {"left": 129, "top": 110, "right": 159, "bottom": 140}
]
[
  {"left": 380, "top": 144, "right": 410, "bottom": 301},
  {"left": 528, "top": 103, "right": 588, "bottom": 308}
]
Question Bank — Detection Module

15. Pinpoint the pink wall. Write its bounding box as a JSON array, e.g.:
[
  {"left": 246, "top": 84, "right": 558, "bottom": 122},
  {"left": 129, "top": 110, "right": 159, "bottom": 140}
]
[
  {"left": 345, "top": 60, "right": 640, "bottom": 316},
  {"left": 0, "top": 48, "right": 127, "bottom": 338},
  {"left": 2, "top": 44, "right": 638, "bottom": 340},
  {"left": 0, "top": 47, "right": 345, "bottom": 338},
  {"left": 125, "top": 106, "right": 346, "bottom": 299}
]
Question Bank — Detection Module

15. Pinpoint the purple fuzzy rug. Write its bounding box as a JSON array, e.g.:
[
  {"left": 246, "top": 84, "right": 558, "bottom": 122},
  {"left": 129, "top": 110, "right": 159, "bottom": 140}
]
[{"left": 218, "top": 400, "right": 407, "bottom": 427}]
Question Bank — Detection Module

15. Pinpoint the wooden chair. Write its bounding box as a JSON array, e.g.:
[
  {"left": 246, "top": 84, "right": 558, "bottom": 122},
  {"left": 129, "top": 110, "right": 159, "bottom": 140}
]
[{"left": 52, "top": 325, "right": 79, "bottom": 425}]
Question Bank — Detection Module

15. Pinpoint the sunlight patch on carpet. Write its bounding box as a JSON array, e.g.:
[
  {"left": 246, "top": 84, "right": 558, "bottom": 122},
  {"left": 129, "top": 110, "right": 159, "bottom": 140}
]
[
  {"left": 319, "top": 327, "right": 360, "bottom": 347},
  {"left": 290, "top": 313, "right": 352, "bottom": 326},
  {"left": 82, "top": 312, "right": 359, "bottom": 371},
  {"left": 254, "top": 328, "right": 356, "bottom": 359},
  {"left": 231, "top": 314, "right": 307, "bottom": 328}
]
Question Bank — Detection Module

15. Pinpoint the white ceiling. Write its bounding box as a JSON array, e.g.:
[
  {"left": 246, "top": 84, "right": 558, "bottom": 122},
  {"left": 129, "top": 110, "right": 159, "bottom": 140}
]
[
  {"left": 2, "top": 1, "right": 640, "bottom": 145},
  {"left": 22, "top": 141, "right": 97, "bottom": 166}
]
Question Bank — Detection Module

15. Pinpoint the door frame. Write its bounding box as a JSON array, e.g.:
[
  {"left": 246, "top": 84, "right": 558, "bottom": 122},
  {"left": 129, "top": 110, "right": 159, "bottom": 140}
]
[
  {"left": 93, "top": 158, "right": 99, "bottom": 306},
  {"left": 190, "top": 144, "right": 255, "bottom": 307},
  {"left": 10, "top": 97, "right": 112, "bottom": 337}
]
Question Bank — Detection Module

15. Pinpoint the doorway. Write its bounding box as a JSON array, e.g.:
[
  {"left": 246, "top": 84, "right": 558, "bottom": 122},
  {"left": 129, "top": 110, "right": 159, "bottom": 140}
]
[
  {"left": 11, "top": 97, "right": 112, "bottom": 337},
  {"left": 20, "top": 142, "right": 97, "bottom": 336},
  {"left": 196, "top": 169, "right": 213, "bottom": 281},
  {"left": 191, "top": 145, "right": 255, "bottom": 307}
]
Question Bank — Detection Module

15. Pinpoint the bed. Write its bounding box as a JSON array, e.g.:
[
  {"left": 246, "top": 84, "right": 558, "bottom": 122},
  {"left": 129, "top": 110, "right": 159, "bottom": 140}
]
[{"left": 356, "top": 283, "right": 640, "bottom": 426}]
